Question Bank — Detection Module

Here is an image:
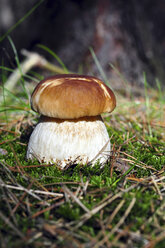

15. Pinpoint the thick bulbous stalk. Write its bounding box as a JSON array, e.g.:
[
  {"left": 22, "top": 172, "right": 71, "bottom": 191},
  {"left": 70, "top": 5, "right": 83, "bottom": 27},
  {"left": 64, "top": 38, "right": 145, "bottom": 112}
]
[{"left": 26, "top": 115, "right": 110, "bottom": 169}]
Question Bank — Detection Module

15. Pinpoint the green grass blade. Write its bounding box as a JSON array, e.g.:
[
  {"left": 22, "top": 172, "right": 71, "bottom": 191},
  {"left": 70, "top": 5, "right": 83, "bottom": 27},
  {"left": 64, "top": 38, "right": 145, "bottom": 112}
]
[
  {"left": 109, "top": 63, "right": 128, "bottom": 85},
  {"left": 109, "top": 63, "right": 133, "bottom": 98},
  {"left": 8, "top": 36, "right": 24, "bottom": 79},
  {"left": 156, "top": 78, "right": 164, "bottom": 121},
  {"left": 8, "top": 36, "right": 29, "bottom": 99},
  {"left": 37, "top": 44, "right": 69, "bottom": 73},
  {"left": 143, "top": 72, "right": 152, "bottom": 137},
  {"left": 89, "top": 47, "right": 109, "bottom": 86},
  {"left": 156, "top": 78, "right": 164, "bottom": 102},
  {"left": 1, "top": 62, "right": 8, "bottom": 123},
  {"left": 0, "top": 106, "right": 30, "bottom": 113},
  {"left": 0, "top": 66, "right": 39, "bottom": 82},
  {"left": 112, "top": 163, "right": 136, "bottom": 186},
  {"left": 0, "top": 0, "right": 45, "bottom": 42},
  {"left": 28, "top": 70, "right": 44, "bottom": 81},
  {"left": 0, "top": 86, "right": 29, "bottom": 107},
  {"left": 0, "top": 66, "right": 14, "bottom": 73}
]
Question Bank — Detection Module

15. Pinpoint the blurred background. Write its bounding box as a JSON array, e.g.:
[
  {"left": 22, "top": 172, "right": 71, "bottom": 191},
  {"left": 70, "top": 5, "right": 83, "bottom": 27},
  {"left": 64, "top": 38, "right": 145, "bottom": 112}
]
[{"left": 0, "top": 0, "right": 165, "bottom": 87}]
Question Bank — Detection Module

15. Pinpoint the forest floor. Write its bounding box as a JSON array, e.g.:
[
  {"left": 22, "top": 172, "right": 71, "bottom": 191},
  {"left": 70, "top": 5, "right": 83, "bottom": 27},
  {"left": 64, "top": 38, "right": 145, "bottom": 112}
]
[{"left": 0, "top": 58, "right": 165, "bottom": 248}]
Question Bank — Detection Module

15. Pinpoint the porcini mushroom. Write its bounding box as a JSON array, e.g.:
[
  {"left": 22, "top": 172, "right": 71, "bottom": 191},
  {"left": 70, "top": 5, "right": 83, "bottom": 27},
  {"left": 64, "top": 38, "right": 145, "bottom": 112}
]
[{"left": 26, "top": 74, "right": 116, "bottom": 168}]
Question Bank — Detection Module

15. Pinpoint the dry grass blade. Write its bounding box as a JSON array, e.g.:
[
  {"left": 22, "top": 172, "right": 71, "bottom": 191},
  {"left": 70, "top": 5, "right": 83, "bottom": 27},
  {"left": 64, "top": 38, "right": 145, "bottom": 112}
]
[
  {"left": 150, "top": 176, "right": 163, "bottom": 200},
  {"left": 62, "top": 185, "right": 90, "bottom": 213},
  {"left": 143, "top": 231, "right": 165, "bottom": 248},
  {"left": 111, "top": 228, "right": 148, "bottom": 247},
  {"left": 0, "top": 177, "right": 20, "bottom": 207},
  {"left": 0, "top": 178, "right": 19, "bottom": 226},
  {"left": 118, "top": 151, "right": 158, "bottom": 172},
  {"left": 0, "top": 211, "right": 25, "bottom": 239},
  {"left": 31, "top": 198, "right": 65, "bottom": 219},
  {"left": 42, "top": 223, "right": 86, "bottom": 247},
  {"left": 12, "top": 181, "right": 34, "bottom": 215},
  {"left": 105, "top": 199, "right": 125, "bottom": 225},
  {"left": 95, "top": 197, "right": 136, "bottom": 247},
  {"left": 0, "top": 161, "right": 19, "bottom": 186},
  {"left": 90, "top": 138, "right": 112, "bottom": 164},
  {"left": 10, "top": 163, "right": 54, "bottom": 172},
  {"left": 0, "top": 182, "right": 48, "bottom": 204},
  {"left": 0, "top": 138, "right": 17, "bottom": 145},
  {"left": 80, "top": 177, "right": 89, "bottom": 196},
  {"left": 141, "top": 200, "right": 165, "bottom": 232},
  {"left": 73, "top": 192, "right": 122, "bottom": 230},
  {"left": 0, "top": 183, "right": 63, "bottom": 198},
  {"left": 8, "top": 143, "right": 26, "bottom": 177},
  {"left": 71, "top": 184, "right": 138, "bottom": 230},
  {"left": 95, "top": 199, "right": 126, "bottom": 245}
]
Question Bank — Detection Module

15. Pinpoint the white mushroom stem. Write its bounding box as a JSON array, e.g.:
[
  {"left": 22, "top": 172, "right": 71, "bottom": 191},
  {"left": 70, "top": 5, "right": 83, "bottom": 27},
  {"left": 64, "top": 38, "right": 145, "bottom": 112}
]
[{"left": 26, "top": 115, "right": 111, "bottom": 169}]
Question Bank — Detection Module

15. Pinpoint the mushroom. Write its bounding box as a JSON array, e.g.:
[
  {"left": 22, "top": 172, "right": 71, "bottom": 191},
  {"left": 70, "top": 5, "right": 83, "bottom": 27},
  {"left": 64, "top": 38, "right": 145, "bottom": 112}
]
[{"left": 26, "top": 74, "right": 116, "bottom": 168}]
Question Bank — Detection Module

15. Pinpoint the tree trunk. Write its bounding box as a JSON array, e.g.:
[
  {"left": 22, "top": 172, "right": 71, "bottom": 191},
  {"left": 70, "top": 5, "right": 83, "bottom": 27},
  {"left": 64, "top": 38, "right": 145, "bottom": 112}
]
[{"left": 0, "top": 0, "right": 165, "bottom": 87}]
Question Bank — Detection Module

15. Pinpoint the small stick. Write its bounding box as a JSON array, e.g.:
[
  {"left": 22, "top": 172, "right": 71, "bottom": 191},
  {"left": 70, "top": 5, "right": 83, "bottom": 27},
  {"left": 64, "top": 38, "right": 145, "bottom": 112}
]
[
  {"left": 21, "top": 49, "right": 70, "bottom": 74},
  {"left": 0, "top": 183, "right": 63, "bottom": 198},
  {"left": 3, "top": 50, "right": 42, "bottom": 92},
  {"left": 2, "top": 49, "right": 71, "bottom": 94}
]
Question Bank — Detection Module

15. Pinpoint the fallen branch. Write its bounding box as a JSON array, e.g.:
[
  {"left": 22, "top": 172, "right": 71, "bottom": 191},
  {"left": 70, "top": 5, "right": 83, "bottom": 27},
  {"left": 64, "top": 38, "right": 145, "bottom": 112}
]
[{"left": 2, "top": 49, "right": 71, "bottom": 94}]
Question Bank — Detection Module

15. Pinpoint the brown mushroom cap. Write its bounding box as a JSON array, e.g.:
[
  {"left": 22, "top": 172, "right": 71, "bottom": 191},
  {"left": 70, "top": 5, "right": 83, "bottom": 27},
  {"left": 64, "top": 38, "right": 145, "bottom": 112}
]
[{"left": 31, "top": 74, "right": 116, "bottom": 119}]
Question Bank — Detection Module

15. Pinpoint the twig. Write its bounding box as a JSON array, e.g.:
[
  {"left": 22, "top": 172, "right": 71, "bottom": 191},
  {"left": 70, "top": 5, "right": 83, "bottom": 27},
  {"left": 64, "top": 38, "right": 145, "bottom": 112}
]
[
  {"left": 1, "top": 49, "right": 71, "bottom": 96},
  {"left": 2, "top": 50, "right": 42, "bottom": 92},
  {"left": 21, "top": 49, "right": 70, "bottom": 74}
]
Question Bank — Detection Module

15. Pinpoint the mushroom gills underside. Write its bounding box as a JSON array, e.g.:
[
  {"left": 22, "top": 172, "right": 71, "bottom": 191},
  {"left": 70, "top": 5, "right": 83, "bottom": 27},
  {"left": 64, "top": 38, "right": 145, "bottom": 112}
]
[{"left": 26, "top": 115, "right": 111, "bottom": 168}]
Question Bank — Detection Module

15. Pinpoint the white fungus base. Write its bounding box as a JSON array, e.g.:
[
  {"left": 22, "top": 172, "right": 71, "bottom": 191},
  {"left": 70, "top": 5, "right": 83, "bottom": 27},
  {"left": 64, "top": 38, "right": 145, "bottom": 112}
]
[{"left": 26, "top": 116, "right": 111, "bottom": 169}]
